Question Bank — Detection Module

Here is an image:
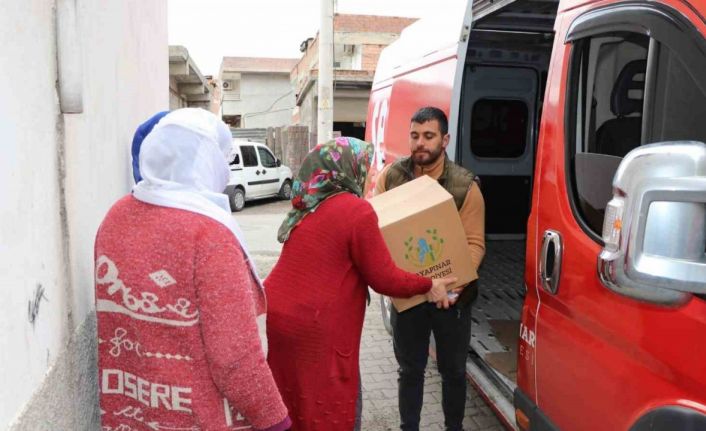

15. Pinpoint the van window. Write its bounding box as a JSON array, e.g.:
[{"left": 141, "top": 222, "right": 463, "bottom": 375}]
[
  {"left": 470, "top": 99, "right": 528, "bottom": 158},
  {"left": 568, "top": 28, "right": 706, "bottom": 238},
  {"left": 648, "top": 46, "right": 706, "bottom": 144},
  {"left": 257, "top": 147, "right": 277, "bottom": 168},
  {"left": 567, "top": 33, "right": 649, "bottom": 235},
  {"left": 240, "top": 145, "right": 258, "bottom": 167}
]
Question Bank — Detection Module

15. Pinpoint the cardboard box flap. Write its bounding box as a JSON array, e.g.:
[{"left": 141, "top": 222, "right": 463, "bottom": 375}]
[{"left": 369, "top": 175, "right": 453, "bottom": 228}]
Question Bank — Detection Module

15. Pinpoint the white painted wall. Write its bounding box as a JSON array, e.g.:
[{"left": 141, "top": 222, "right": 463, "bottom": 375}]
[
  {"left": 222, "top": 73, "right": 295, "bottom": 128},
  {"left": 0, "top": 1, "right": 168, "bottom": 429}
]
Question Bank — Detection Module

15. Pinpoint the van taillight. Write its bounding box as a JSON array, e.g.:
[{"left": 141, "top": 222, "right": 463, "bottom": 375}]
[{"left": 515, "top": 408, "right": 530, "bottom": 430}]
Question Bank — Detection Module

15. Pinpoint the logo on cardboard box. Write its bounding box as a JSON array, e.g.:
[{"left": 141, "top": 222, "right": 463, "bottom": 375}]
[{"left": 403, "top": 228, "right": 445, "bottom": 268}]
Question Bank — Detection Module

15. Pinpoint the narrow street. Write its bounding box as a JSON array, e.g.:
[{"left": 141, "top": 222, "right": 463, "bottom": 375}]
[{"left": 234, "top": 199, "right": 503, "bottom": 431}]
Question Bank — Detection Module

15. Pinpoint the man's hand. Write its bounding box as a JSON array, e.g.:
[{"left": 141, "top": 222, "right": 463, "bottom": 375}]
[{"left": 426, "top": 277, "right": 457, "bottom": 309}]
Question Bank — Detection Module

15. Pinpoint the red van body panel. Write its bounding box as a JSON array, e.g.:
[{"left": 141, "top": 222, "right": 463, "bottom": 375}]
[
  {"left": 525, "top": 2, "right": 706, "bottom": 429},
  {"left": 365, "top": 45, "right": 458, "bottom": 192}
]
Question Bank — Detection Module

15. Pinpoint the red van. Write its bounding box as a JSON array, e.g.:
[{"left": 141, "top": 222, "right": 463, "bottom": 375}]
[{"left": 366, "top": 0, "right": 706, "bottom": 429}]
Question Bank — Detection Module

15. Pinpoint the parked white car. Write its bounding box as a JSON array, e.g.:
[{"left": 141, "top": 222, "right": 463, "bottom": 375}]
[{"left": 225, "top": 140, "right": 293, "bottom": 212}]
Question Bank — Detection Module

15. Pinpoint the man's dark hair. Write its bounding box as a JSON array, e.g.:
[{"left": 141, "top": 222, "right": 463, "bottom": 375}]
[{"left": 411, "top": 107, "right": 448, "bottom": 135}]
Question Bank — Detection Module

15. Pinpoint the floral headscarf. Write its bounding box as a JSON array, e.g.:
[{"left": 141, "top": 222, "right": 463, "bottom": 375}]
[{"left": 277, "top": 137, "right": 374, "bottom": 243}]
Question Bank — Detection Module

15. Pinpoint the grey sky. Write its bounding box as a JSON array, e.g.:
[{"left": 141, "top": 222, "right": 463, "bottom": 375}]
[{"left": 168, "top": 0, "right": 465, "bottom": 76}]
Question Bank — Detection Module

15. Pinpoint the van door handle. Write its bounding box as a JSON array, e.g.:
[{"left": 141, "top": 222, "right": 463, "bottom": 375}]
[
  {"left": 256, "top": 170, "right": 261, "bottom": 175},
  {"left": 539, "top": 230, "right": 562, "bottom": 294},
  {"left": 262, "top": 169, "right": 267, "bottom": 174}
]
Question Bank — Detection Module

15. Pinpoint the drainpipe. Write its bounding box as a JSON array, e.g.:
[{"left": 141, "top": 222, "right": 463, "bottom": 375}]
[
  {"left": 317, "top": 0, "right": 334, "bottom": 143},
  {"left": 55, "top": 0, "right": 81, "bottom": 333},
  {"left": 56, "top": 0, "right": 83, "bottom": 113}
]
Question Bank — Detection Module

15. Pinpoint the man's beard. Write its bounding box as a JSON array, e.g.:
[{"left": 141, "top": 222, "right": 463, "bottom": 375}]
[{"left": 412, "top": 147, "right": 444, "bottom": 166}]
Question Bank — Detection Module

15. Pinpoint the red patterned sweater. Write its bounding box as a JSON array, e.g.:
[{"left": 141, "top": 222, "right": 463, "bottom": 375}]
[
  {"left": 265, "top": 193, "right": 432, "bottom": 430},
  {"left": 95, "top": 195, "right": 290, "bottom": 431}
]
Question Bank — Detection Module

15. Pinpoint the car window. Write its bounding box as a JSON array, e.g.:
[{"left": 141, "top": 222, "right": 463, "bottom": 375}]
[
  {"left": 257, "top": 147, "right": 277, "bottom": 168},
  {"left": 240, "top": 146, "right": 258, "bottom": 167}
]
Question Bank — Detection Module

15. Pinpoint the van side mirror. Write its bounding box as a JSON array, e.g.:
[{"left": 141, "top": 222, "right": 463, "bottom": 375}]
[
  {"left": 598, "top": 141, "right": 706, "bottom": 306},
  {"left": 276, "top": 158, "right": 282, "bottom": 167}
]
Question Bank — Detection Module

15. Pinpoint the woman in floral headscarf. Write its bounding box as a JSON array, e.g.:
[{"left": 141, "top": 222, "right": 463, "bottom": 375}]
[{"left": 265, "top": 137, "right": 454, "bottom": 430}]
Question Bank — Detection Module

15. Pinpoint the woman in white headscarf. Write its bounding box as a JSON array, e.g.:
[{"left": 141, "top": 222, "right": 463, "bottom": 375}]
[{"left": 94, "top": 108, "right": 291, "bottom": 431}]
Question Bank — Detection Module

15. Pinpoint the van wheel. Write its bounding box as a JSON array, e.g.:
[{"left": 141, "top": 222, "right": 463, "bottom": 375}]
[
  {"left": 380, "top": 295, "right": 393, "bottom": 336},
  {"left": 279, "top": 180, "right": 293, "bottom": 200},
  {"left": 229, "top": 188, "right": 245, "bottom": 212}
]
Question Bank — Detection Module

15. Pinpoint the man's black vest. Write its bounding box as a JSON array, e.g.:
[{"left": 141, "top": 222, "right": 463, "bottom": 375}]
[{"left": 384, "top": 154, "right": 475, "bottom": 210}]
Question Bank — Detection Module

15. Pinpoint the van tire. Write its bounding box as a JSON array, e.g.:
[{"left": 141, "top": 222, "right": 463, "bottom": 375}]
[
  {"left": 229, "top": 188, "right": 245, "bottom": 212},
  {"left": 380, "top": 295, "right": 393, "bottom": 335},
  {"left": 279, "top": 180, "right": 293, "bottom": 200}
]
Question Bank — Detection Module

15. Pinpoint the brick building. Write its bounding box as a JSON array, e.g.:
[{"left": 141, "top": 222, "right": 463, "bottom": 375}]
[{"left": 291, "top": 14, "right": 417, "bottom": 141}]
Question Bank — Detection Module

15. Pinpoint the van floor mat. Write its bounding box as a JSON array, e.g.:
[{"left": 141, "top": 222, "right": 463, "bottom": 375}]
[
  {"left": 484, "top": 351, "right": 518, "bottom": 382},
  {"left": 487, "top": 319, "right": 520, "bottom": 353},
  {"left": 469, "top": 240, "right": 525, "bottom": 386},
  {"left": 484, "top": 319, "right": 520, "bottom": 382}
]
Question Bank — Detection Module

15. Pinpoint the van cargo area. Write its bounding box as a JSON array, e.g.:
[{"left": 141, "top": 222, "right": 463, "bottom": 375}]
[{"left": 460, "top": 0, "right": 558, "bottom": 397}]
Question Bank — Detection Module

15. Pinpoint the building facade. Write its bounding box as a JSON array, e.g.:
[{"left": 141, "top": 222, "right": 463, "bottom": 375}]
[
  {"left": 291, "top": 14, "right": 417, "bottom": 141},
  {"left": 169, "top": 45, "right": 213, "bottom": 111},
  {"left": 0, "top": 1, "right": 168, "bottom": 429},
  {"left": 219, "top": 57, "right": 299, "bottom": 129}
]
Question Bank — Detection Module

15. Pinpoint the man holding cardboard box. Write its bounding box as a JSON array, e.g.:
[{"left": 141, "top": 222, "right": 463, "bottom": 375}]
[{"left": 373, "top": 107, "right": 485, "bottom": 431}]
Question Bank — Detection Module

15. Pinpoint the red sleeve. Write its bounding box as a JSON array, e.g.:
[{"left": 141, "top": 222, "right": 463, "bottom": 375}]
[
  {"left": 195, "top": 233, "right": 289, "bottom": 431},
  {"left": 350, "top": 202, "right": 432, "bottom": 297}
]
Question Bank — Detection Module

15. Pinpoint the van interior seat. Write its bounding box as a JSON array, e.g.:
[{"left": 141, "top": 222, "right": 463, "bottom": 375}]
[
  {"left": 595, "top": 59, "right": 647, "bottom": 157},
  {"left": 574, "top": 152, "right": 623, "bottom": 232}
]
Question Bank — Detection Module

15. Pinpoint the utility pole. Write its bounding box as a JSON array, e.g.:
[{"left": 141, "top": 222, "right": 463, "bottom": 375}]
[{"left": 317, "top": 0, "right": 334, "bottom": 144}]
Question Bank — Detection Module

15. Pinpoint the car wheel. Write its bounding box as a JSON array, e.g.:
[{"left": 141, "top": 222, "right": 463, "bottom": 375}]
[
  {"left": 229, "top": 188, "right": 245, "bottom": 212},
  {"left": 279, "top": 180, "right": 293, "bottom": 200},
  {"left": 381, "top": 295, "right": 393, "bottom": 336}
]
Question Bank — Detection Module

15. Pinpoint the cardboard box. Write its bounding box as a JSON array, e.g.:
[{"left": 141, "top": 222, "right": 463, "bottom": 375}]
[{"left": 368, "top": 175, "right": 477, "bottom": 312}]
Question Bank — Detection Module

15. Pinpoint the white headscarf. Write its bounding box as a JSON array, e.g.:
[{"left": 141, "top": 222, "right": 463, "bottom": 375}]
[{"left": 132, "top": 108, "right": 262, "bottom": 289}]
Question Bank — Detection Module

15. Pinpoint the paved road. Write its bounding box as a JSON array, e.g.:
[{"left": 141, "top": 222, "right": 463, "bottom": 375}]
[{"left": 233, "top": 199, "right": 504, "bottom": 430}]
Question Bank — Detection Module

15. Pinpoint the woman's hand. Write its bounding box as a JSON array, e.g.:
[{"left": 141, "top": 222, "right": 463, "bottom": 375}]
[{"left": 426, "top": 277, "right": 458, "bottom": 309}]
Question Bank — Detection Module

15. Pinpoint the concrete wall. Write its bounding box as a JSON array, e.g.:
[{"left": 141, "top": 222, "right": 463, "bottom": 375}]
[
  {"left": 296, "top": 87, "right": 318, "bottom": 144},
  {"left": 170, "top": 76, "right": 188, "bottom": 109},
  {"left": 334, "top": 93, "right": 371, "bottom": 123},
  {"left": 0, "top": 1, "right": 168, "bottom": 429},
  {"left": 222, "top": 73, "right": 294, "bottom": 128}
]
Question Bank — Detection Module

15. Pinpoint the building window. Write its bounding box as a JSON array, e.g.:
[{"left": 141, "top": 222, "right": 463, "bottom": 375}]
[
  {"left": 222, "top": 115, "right": 242, "bottom": 128},
  {"left": 334, "top": 44, "right": 360, "bottom": 70}
]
